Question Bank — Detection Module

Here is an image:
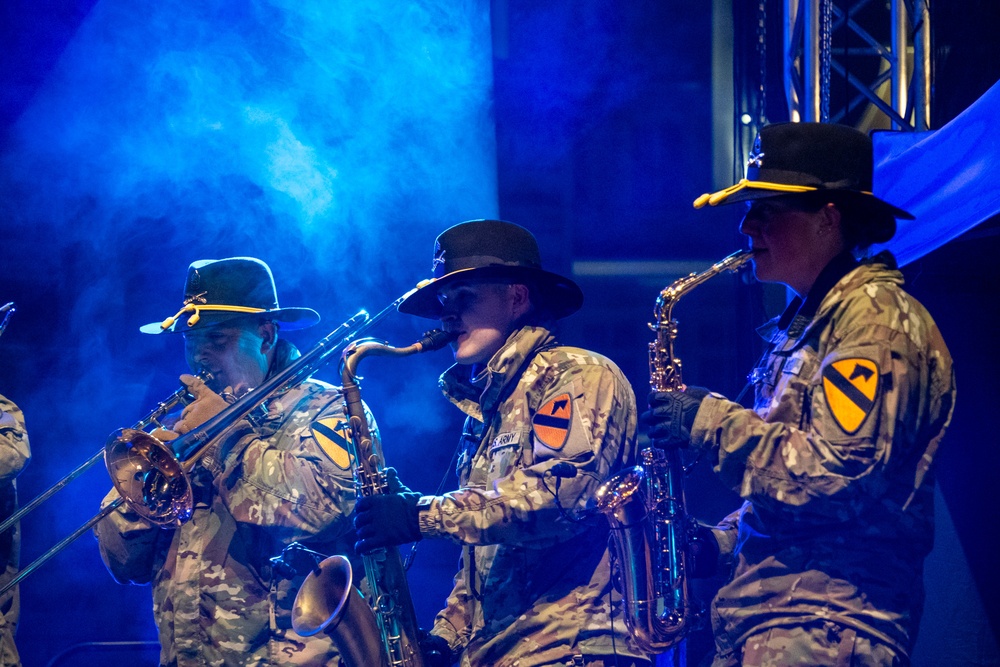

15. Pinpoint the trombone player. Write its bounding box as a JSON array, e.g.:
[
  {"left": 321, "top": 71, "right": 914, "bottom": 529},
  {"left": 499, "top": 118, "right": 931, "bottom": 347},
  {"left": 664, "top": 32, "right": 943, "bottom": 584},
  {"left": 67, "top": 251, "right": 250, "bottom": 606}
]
[{"left": 94, "top": 257, "right": 379, "bottom": 667}]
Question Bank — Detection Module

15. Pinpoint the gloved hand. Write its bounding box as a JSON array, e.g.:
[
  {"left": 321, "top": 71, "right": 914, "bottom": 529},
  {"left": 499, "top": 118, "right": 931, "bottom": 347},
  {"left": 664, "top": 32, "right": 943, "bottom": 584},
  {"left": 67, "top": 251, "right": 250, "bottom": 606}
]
[
  {"left": 354, "top": 491, "right": 423, "bottom": 554},
  {"left": 172, "top": 374, "right": 231, "bottom": 435},
  {"left": 384, "top": 466, "right": 414, "bottom": 494},
  {"left": 418, "top": 630, "right": 454, "bottom": 667},
  {"left": 641, "top": 386, "right": 712, "bottom": 449}
]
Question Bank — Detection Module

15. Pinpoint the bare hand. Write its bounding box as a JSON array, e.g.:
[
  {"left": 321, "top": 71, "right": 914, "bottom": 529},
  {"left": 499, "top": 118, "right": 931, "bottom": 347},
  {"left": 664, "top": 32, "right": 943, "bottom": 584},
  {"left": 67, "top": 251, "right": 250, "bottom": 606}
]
[{"left": 172, "top": 374, "right": 231, "bottom": 434}]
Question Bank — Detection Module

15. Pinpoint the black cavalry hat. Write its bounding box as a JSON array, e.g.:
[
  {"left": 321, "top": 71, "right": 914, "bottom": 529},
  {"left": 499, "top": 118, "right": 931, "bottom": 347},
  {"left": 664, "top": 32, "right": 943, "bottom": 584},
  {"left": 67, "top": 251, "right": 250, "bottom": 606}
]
[
  {"left": 693, "top": 122, "right": 914, "bottom": 220},
  {"left": 398, "top": 219, "right": 584, "bottom": 320},
  {"left": 140, "top": 257, "right": 320, "bottom": 334}
]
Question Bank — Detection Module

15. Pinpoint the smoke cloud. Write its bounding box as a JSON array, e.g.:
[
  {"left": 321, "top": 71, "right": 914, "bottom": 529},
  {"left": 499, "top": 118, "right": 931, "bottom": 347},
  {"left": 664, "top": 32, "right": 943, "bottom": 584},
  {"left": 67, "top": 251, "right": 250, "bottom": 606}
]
[{"left": 0, "top": 0, "right": 494, "bottom": 656}]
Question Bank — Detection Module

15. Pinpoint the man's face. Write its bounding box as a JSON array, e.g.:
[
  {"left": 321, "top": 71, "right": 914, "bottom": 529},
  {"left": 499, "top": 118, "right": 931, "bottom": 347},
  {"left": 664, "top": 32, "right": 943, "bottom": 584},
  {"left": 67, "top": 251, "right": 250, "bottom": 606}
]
[
  {"left": 436, "top": 281, "right": 526, "bottom": 366},
  {"left": 183, "top": 322, "right": 271, "bottom": 395},
  {"left": 739, "top": 198, "right": 834, "bottom": 295}
]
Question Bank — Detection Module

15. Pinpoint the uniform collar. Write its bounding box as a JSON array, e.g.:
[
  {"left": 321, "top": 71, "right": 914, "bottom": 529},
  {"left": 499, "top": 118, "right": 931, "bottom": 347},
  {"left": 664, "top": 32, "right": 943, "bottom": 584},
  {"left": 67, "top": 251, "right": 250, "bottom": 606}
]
[
  {"left": 758, "top": 250, "right": 901, "bottom": 342},
  {"left": 777, "top": 251, "right": 860, "bottom": 336},
  {"left": 439, "top": 325, "right": 556, "bottom": 419}
]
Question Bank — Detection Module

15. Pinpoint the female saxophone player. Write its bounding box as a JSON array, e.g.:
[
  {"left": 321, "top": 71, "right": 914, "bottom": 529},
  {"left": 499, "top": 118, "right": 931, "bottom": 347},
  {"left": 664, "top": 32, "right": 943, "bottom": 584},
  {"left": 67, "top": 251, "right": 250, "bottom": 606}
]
[{"left": 644, "top": 123, "right": 956, "bottom": 666}]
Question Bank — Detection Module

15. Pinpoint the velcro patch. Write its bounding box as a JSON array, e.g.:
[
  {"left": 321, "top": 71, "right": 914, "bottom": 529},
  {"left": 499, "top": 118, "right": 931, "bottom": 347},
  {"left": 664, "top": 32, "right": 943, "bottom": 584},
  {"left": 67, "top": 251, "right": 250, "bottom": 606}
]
[
  {"left": 310, "top": 418, "right": 354, "bottom": 469},
  {"left": 532, "top": 393, "right": 572, "bottom": 451},
  {"left": 822, "top": 358, "right": 879, "bottom": 434},
  {"left": 491, "top": 432, "right": 519, "bottom": 450}
]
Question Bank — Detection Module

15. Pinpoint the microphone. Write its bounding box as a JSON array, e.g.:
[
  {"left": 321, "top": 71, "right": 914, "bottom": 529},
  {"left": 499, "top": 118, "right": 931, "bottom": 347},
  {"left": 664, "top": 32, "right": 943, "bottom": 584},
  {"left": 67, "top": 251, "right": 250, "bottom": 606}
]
[{"left": 548, "top": 462, "right": 578, "bottom": 478}]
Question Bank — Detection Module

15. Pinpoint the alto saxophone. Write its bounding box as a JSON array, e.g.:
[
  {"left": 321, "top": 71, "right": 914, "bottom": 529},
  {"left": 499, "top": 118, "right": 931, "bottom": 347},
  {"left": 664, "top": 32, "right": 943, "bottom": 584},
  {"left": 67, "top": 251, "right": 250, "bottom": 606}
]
[
  {"left": 287, "top": 329, "right": 456, "bottom": 667},
  {"left": 594, "top": 249, "right": 753, "bottom": 654}
]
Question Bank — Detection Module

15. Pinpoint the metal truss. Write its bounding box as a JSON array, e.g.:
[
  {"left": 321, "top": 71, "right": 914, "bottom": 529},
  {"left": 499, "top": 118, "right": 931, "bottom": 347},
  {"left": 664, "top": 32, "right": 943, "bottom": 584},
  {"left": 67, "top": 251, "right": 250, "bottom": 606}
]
[{"left": 783, "top": 0, "right": 931, "bottom": 130}]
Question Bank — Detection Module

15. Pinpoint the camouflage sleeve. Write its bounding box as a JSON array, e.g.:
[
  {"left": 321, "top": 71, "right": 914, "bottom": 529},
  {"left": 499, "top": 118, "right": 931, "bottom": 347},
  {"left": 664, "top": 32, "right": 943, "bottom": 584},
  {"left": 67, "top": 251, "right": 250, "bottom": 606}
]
[
  {"left": 708, "top": 505, "right": 743, "bottom": 573},
  {"left": 690, "top": 290, "right": 952, "bottom": 523},
  {"left": 93, "top": 487, "right": 171, "bottom": 585},
  {"left": 0, "top": 395, "right": 30, "bottom": 482},
  {"left": 418, "top": 362, "right": 636, "bottom": 546},
  {"left": 209, "top": 390, "right": 371, "bottom": 542},
  {"left": 429, "top": 549, "right": 474, "bottom": 653}
]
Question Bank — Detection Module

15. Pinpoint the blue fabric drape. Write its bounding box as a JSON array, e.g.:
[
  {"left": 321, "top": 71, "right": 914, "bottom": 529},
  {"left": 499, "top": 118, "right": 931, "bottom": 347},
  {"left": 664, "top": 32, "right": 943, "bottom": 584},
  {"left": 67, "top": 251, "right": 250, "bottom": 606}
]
[{"left": 872, "top": 78, "right": 1000, "bottom": 266}]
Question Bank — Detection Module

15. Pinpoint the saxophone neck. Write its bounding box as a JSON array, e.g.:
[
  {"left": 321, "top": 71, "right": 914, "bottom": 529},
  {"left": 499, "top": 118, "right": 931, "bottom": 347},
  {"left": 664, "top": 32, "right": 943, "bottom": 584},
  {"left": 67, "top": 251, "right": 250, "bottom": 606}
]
[
  {"left": 339, "top": 330, "right": 458, "bottom": 490},
  {"left": 341, "top": 330, "right": 457, "bottom": 384},
  {"left": 654, "top": 250, "right": 754, "bottom": 323}
]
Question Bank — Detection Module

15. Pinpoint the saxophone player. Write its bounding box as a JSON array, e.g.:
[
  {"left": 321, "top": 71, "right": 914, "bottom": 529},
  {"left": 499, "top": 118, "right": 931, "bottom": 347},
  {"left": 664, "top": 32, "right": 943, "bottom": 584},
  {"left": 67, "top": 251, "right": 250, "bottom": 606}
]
[
  {"left": 353, "top": 220, "right": 650, "bottom": 667},
  {"left": 644, "top": 123, "right": 955, "bottom": 666},
  {"left": 93, "top": 257, "right": 380, "bottom": 667}
]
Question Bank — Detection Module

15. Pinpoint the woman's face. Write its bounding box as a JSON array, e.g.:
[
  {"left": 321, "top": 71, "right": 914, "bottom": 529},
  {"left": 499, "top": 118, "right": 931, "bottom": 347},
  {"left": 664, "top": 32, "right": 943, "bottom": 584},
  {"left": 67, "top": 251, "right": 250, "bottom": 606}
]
[{"left": 739, "top": 198, "right": 841, "bottom": 296}]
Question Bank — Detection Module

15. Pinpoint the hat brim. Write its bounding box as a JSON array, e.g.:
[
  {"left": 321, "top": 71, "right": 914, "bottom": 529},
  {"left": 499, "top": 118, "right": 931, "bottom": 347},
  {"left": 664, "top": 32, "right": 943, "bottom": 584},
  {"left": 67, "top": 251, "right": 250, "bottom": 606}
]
[
  {"left": 140, "top": 307, "right": 320, "bottom": 334},
  {"left": 398, "top": 266, "right": 584, "bottom": 320},
  {"left": 695, "top": 181, "right": 915, "bottom": 220}
]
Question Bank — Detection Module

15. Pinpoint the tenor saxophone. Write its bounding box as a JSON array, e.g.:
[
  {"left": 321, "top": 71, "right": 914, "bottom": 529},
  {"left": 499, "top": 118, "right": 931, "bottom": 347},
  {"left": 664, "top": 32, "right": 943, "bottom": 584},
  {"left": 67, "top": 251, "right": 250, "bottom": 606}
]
[
  {"left": 594, "top": 249, "right": 753, "bottom": 654},
  {"left": 290, "top": 329, "right": 455, "bottom": 667}
]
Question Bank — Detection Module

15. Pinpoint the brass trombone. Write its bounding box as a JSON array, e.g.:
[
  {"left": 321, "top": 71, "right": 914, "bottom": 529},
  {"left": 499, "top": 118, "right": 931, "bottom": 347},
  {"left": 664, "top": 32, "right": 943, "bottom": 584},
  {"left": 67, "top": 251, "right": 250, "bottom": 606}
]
[
  {"left": 0, "top": 303, "right": 389, "bottom": 596},
  {"left": 0, "top": 369, "right": 212, "bottom": 596}
]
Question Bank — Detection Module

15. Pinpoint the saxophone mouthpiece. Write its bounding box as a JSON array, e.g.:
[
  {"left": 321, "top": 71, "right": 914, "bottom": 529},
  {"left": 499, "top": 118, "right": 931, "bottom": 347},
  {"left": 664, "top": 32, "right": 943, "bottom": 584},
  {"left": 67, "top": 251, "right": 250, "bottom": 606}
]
[{"left": 418, "top": 329, "right": 458, "bottom": 352}]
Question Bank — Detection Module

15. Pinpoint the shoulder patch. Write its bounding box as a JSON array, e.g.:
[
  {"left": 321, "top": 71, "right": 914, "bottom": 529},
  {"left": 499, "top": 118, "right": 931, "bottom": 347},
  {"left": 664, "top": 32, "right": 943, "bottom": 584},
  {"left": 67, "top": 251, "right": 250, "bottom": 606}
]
[
  {"left": 822, "top": 358, "right": 879, "bottom": 434},
  {"left": 532, "top": 393, "right": 573, "bottom": 451},
  {"left": 310, "top": 418, "right": 354, "bottom": 469}
]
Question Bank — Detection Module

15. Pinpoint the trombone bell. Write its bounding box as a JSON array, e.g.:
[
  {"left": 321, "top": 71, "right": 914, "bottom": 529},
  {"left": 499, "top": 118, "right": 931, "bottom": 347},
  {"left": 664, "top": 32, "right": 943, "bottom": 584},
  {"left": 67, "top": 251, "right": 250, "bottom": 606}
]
[{"left": 105, "top": 428, "right": 194, "bottom": 526}]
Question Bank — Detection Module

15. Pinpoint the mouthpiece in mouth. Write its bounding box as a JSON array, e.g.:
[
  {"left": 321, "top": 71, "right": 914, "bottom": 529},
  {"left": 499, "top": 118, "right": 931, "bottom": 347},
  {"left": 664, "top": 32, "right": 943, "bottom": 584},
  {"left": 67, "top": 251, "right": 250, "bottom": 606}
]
[{"left": 418, "top": 329, "right": 459, "bottom": 352}]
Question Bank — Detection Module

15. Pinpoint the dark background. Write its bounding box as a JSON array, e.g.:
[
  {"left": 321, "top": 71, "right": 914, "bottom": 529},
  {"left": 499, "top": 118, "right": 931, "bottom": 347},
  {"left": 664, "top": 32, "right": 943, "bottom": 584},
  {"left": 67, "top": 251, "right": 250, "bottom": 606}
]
[{"left": 2, "top": 1, "right": 998, "bottom": 665}]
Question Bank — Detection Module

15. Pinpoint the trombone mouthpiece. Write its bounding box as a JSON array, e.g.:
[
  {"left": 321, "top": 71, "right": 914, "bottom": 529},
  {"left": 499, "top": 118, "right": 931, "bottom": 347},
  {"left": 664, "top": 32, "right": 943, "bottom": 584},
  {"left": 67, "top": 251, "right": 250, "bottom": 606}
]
[{"left": 418, "top": 329, "right": 458, "bottom": 352}]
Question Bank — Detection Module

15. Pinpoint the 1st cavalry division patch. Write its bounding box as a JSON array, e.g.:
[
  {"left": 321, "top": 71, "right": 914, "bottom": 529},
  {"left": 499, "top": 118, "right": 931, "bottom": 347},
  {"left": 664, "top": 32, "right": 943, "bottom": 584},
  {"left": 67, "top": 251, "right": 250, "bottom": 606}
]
[
  {"left": 822, "top": 358, "right": 879, "bottom": 434},
  {"left": 533, "top": 393, "right": 572, "bottom": 450},
  {"left": 310, "top": 418, "right": 353, "bottom": 469}
]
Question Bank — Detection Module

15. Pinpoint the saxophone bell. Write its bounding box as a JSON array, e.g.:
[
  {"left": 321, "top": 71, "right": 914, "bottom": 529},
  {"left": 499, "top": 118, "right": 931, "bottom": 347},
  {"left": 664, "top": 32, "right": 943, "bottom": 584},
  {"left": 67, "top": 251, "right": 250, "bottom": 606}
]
[{"left": 271, "top": 543, "right": 387, "bottom": 667}]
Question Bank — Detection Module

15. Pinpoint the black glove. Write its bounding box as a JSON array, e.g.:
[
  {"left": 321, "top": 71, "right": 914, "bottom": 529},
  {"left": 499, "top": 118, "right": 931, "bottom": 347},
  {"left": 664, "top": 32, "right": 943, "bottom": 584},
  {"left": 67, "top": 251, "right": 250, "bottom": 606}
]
[
  {"left": 641, "top": 386, "right": 712, "bottom": 449},
  {"left": 354, "top": 491, "right": 423, "bottom": 554},
  {"left": 418, "top": 630, "right": 454, "bottom": 667},
  {"left": 384, "top": 466, "right": 414, "bottom": 494}
]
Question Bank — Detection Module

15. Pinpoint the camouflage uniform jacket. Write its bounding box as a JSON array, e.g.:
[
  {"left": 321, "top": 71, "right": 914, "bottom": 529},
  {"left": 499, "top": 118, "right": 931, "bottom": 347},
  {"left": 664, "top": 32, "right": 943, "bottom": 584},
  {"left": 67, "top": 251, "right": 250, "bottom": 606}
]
[
  {"left": 689, "top": 253, "right": 955, "bottom": 661},
  {"left": 95, "top": 342, "right": 376, "bottom": 667},
  {"left": 419, "top": 325, "right": 645, "bottom": 667},
  {"left": 0, "top": 395, "right": 30, "bottom": 667}
]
